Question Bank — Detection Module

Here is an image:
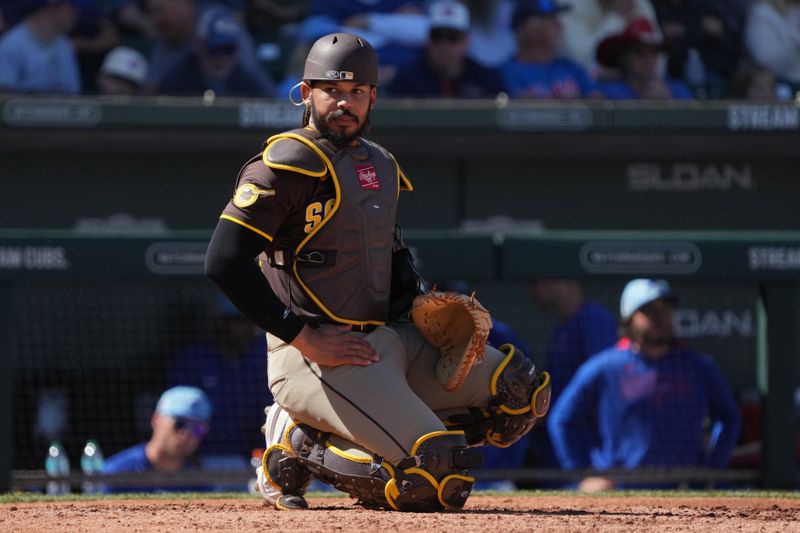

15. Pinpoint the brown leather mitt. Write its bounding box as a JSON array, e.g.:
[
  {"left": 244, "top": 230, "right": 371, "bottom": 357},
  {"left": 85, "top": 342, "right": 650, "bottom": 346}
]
[{"left": 411, "top": 291, "right": 493, "bottom": 391}]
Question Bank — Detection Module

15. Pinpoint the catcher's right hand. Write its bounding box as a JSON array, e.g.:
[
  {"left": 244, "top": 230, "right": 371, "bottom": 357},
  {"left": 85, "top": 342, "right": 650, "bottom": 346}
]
[{"left": 410, "top": 291, "right": 492, "bottom": 391}]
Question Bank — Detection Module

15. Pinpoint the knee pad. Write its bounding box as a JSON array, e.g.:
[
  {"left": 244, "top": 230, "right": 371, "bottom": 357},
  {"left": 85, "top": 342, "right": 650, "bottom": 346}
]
[
  {"left": 445, "top": 344, "right": 551, "bottom": 448},
  {"left": 262, "top": 420, "right": 313, "bottom": 496},
  {"left": 385, "top": 431, "right": 482, "bottom": 512}
]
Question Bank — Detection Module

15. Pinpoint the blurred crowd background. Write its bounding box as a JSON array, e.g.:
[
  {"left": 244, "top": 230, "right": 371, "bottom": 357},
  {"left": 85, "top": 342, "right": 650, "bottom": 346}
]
[{"left": 1, "top": 0, "right": 799, "bottom": 101}]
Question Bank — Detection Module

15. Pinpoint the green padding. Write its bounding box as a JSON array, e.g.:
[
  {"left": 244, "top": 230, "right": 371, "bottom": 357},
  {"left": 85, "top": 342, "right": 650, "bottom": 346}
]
[
  {"left": 406, "top": 233, "right": 496, "bottom": 282},
  {"left": 1, "top": 230, "right": 799, "bottom": 281}
]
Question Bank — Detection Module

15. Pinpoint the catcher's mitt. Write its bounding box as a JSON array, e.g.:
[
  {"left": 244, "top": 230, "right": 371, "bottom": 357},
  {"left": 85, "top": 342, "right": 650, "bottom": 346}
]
[{"left": 411, "top": 291, "right": 492, "bottom": 391}]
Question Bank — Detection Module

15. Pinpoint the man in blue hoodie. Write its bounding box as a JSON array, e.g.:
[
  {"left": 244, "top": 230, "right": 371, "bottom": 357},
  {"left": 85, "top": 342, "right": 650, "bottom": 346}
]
[{"left": 547, "top": 279, "right": 741, "bottom": 491}]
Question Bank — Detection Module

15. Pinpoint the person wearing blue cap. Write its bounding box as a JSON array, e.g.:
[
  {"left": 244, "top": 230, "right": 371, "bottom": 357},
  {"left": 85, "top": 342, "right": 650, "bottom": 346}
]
[
  {"left": 0, "top": 0, "right": 81, "bottom": 94},
  {"left": 501, "top": 0, "right": 600, "bottom": 98},
  {"left": 158, "top": 8, "right": 275, "bottom": 96},
  {"left": 547, "top": 279, "right": 741, "bottom": 491},
  {"left": 145, "top": 0, "right": 269, "bottom": 94},
  {"left": 101, "top": 386, "right": 213, "bottom": 492}
]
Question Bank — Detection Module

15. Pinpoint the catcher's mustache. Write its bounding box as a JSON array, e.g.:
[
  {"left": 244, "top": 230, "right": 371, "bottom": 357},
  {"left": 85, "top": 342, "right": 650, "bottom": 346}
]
[{"left": 326, "top": 109, "right": 359, "bottom": 123}]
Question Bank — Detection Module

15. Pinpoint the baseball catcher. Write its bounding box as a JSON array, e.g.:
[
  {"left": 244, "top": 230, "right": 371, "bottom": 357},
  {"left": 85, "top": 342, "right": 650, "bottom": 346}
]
[{"left": 205, "top": 32, "right": 551, "bottom": 512}]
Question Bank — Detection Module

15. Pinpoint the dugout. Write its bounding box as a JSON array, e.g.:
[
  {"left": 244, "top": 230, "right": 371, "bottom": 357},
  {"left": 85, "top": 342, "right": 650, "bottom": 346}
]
[{"left": 0, "top": 96, "right": 798, "bottom": 491}]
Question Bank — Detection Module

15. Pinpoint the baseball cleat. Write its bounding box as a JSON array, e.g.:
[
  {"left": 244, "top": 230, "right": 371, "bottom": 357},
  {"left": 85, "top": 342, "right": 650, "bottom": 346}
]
[{"left": 274, "top": 494, "right": 310, "bottom": 510}]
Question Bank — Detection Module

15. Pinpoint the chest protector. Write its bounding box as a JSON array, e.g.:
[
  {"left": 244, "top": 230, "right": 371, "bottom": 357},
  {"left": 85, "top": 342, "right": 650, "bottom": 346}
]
[{"left": 261, "top": 127, "right": 411, "bottom": 325}]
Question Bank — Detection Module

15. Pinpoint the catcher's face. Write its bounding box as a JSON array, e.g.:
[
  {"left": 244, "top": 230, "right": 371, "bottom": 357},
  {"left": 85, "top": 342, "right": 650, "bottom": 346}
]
[{"left": 301, "top": 80, "right": 376, "bottom": 145}]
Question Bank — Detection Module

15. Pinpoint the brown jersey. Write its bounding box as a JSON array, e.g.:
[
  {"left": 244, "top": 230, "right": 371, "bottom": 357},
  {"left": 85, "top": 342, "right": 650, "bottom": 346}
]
[{"left": 221, "top": 127, "right": 412, "bottom": 325}]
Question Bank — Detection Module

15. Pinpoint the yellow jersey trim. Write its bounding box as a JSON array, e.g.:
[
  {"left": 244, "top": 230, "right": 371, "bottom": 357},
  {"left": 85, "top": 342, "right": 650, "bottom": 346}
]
[
  {"left": 262, "top": 138, "right": 328, "bottom": 178},
  {"left": 219, "top": 214, "right": 274, "bottom": 242},
  {"left": 386, "top": 152, "right": 413, "bottom": 195},
  {"left": 399, "top": 168, "right": 413, "bottom": 191}
]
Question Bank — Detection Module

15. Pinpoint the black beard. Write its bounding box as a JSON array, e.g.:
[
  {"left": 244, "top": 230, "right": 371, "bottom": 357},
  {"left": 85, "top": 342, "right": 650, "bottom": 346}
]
[{"left": 310, "top": 104, "right": 370, "bottom": 146}]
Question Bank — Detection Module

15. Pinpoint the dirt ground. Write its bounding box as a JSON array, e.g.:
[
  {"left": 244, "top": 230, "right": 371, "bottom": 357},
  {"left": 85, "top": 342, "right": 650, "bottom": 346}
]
[{"left": 2, "top": 494, "right": 799, "bottom": 533}]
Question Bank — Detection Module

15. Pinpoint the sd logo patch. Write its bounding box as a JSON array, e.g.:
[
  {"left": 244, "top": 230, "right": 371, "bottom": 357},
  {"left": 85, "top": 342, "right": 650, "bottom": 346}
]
[{"left": 233, "top": 184, "right": 276, "bottom": 208}]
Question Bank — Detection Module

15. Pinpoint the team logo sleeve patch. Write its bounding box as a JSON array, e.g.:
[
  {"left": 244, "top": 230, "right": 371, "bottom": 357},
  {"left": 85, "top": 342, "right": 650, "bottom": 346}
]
[{"left": 233, "top": 183, "right": 276, "bottom": 208}]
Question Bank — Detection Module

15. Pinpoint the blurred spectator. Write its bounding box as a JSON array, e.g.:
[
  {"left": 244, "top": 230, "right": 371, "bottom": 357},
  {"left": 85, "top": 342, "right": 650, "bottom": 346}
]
[
  {"left": 70, "top": 0, "right": 121, "bottom": 92},
  {"left": 159, "top": 9, "right": 275, "bottom": 96},
  {"left": 526, "top": 279, "right": 617, "bottom": 475},
  {"left": 464, "top": 0, "right": 516, "bottom": 68},
  {"left": 502, "top": 0, "right": 599, "bottom": 98},
  {"left": 96, "top": 45, "right": 148, "bottom": 94},
  {"left": 1, "top": 2, "right": 27, "bottom": 31},
  {"left": 0, "top": 0, "right": 82, "bottom": 94},
  {"left": 110, "top": 0, "right": 157, "bottom": 39},
  {"left": 387, "top": 0, "right": 506, "bottom": 98},
  {"left": 247, "top": 0, "right": 310, "bottom": 34},
  {"left": 730, "top": 60, "right": 785, "bottom": 100},
  {"left": 246, "top": 0, "right": 311, "bottom": 84},
  {"left": 0, "top": 8, "right": 8, "bottom": 34},
  {"left": 101, "top": 386, "right": 212, "bottom": 492},
  {"left": 167, "top": 295, "right": 270, "bottom": 459},
  {"left": 596, "top": 17, "right": 693, "bottom": 99},
  {"left": 528, "top": 279, "right": 617, "bottom": 400},
  {"left": 146, "top": 0, "right": 268, "bottom": 93},
  {"left": 547, "top": 279, "right": 742, "bottom": 491},
  {"left": 745, "top": 0, "right": 800, "bottom": 86},
  {"left": 560, "top": 0, "right": 657, "bottom": 77},
  {"left": 652, "top": 0, "right": 747, "bottom": 89},
  {"left": 299, "top": 0, "right": 428, "bottom": 69},
  {"left": 209, "top": 0, "right": 246, "bottom": 20}
]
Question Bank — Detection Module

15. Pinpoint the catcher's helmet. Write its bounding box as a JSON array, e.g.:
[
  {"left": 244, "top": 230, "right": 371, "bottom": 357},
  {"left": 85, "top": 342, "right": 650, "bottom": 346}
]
[{"left": 303, "top": 33, "right": 379, "bottom": 85}]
